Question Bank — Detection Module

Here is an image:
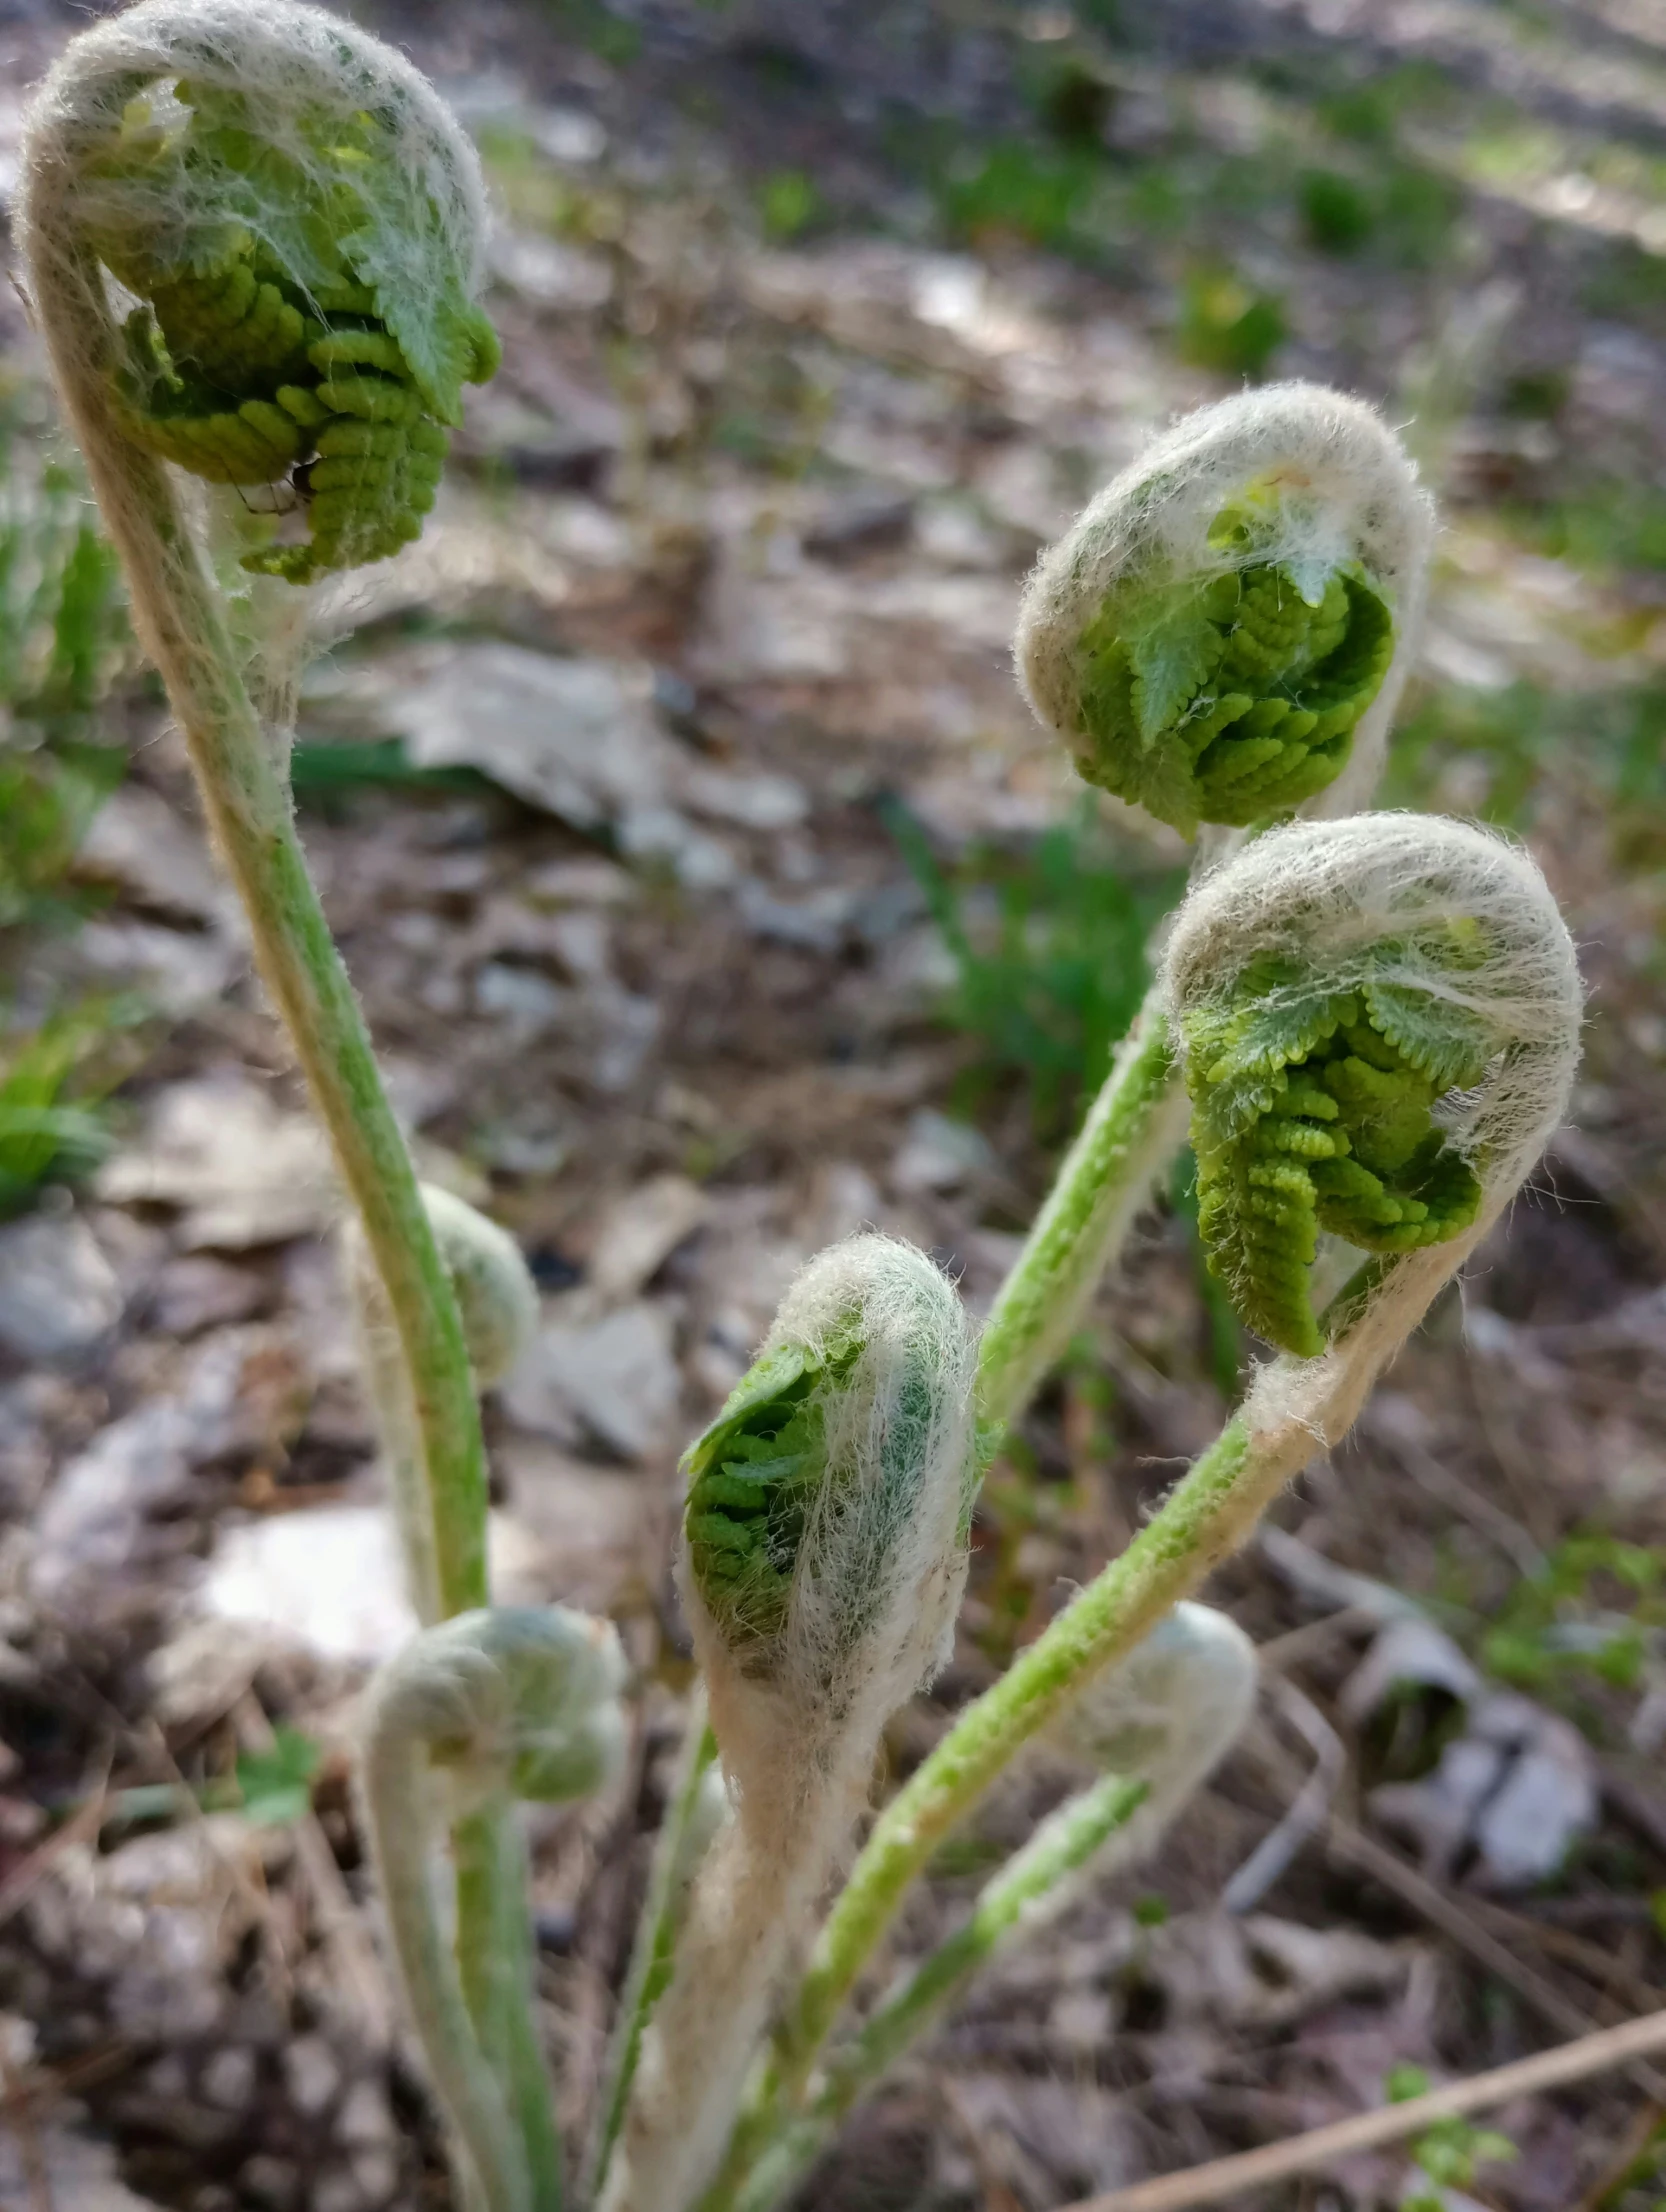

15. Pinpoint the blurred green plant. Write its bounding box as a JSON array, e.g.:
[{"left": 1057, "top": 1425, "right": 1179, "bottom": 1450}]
[
  {"left": 0, "top": 445, "right": 136, "bottom": 1215},
  {"left": 1175, "top": 264, "right": 1287, "bottom": 379},
  {"left": 1386, "top": 2065, "right": 1518, "bottom": 2209},
  {"left": 882, "top": 797, "right": 1182, "bottom": 1138},
  {"left": 758, "top": 170, "right": 819, "bottom": 241},
  {"left": 102, "top": 1726, "right": 325, "bottom": 1834},
  {"left": 935, "top": 138, "right": 1107, "bottom": 257},
  {"left": 1298, "top": 167, "right": 1374, "bottom": 253},
  {"left": 1481, "top": 1534, "right": 1666, "bottom": 1695},
  {"left": 1384, "top": 678, "right": 1666, "bottom": 866}
]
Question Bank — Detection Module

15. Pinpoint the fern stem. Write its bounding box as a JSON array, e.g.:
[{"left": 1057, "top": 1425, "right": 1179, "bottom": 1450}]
[
  {"left": 976, "top": 999, "right": 1189, "bottom": 1431},
  {"left": 590, "top": 1696, "right": 719, "bottom": 2199},
  {"left": 708, "top": 1774, "right": 1148, "bottom": 2212},
  {"left": 19, "top": 179, "right": 553, "bottom": 2197}
]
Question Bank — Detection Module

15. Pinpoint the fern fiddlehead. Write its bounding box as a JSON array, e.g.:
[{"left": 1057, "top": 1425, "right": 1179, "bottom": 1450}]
[
  {"left": 602, "top": 1237, "right": 977, "bottom": 2212},
  {"left": 1165, "top": 816, "right": 1575, "bottom": 1359},
  {"left": 73, "top": 44, "right": 498, "bottom": 581},
  {"left": 1017, "top": 386, "right": 1432, "bottom": 836},
  {"left": 1181, "top": 933, "right": 1494, "bottom": 1356}
]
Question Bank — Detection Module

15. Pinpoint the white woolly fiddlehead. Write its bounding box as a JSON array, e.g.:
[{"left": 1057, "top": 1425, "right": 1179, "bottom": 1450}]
[
  {"left": 602, "top": 1235, "right": 978, "bottom": 2212},
  {"left": 359, "top": 1607, "right": 627, "bottom": 2212},
  {"left": 1053, "top": 1599, "right": 1257, "bottom": 1852},
  {"left": 21, "top": 0, "right": 497, "bottom": 588},
  {"left": 347, "top": 1186, "right": 540, "bottom": 1627},
  {"left": 1015, "top": 385, "right": 1433, "bottom": 837},
  {"left": 1162, "top": 813, "right": 1584, "bottom": 1367}
]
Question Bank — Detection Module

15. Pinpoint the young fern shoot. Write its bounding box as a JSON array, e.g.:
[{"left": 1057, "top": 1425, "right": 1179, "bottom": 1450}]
[
  {"left": 1015, "top": 384, "right": 1433, "bottom": 838},
  {"left": 713, "top": 1606, "right": 1256, "bottom": 2212},
  {"left": 601, "top": 1235, "right": 978, "bottom": 2212},
  {"left": 15, "top": 6, "right": 565, "bottom": 2193},
  {"left": 979, "top": 387, "right": 1433, "bottom": 1431},
  {"left": 770, "top": 815, "right": 1580, "bottom": 2119},
  {"left": 347, "top": 1185, "right": 541, "bottom": 1625},
  {"left": 361, "top": 1608, "right": 628, "bottom": 2212}
]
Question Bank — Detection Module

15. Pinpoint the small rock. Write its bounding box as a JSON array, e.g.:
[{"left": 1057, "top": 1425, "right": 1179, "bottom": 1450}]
[
  {"left": 391, "top": 643, "right": 673, "bottom": 831},
  {"left": 97, "top": 1071, "right": 335, "bottom": 1249},
  {"left": 498, "top": 1440, "right": 649, "bottom": 1610},
  {"left": 199, "top": 1506, "right": 416, "bottom": 1664},
  {"left": 679, "top": 764, "right": 810, "bottom": 832},
  {"left": 148, "top": 1615, "right": 284, "bottom": 1732},
  {"left": 147, "top": 1254, "right": 269, "bottom": 1336},
  {"left": 200, "top": 2045, "right": 257, "bottom": 2112},
  {"left": 586, "top": 1176, "right": 710, "bottom": 1306},
  {"left": 34, "top": 1326, "right": 302, "bottom": 1599},
  {"left": 889, "top": 1108, "right": 995, "bottom": 1195},
  {"left": 502, "top": 1301, "right": 682, "bottom": 1463},
  {"left": 0, "top": 1210, "right": 124, "bottom": 1362},
  {"left": 283, "top": 2033, "right": 340, "bottom": 2118},
  {"left": 74, "top": 782, "right": 225, "bottom": 923},
  {"left": 239, "top": 2156, "right": 300, "bottom": 2210},
  {"left": 197, "top": 1503, "right": 544, "bottom": 1663},
  {"left": 0, "top": 2121, "right": 169, "bottom": 2210},
  {"left": 348, "top": 2149, "right": 399, "bottom": 2210},
  {"left": 335, "top": 2079, "right": 394, "bottom": 2149}
]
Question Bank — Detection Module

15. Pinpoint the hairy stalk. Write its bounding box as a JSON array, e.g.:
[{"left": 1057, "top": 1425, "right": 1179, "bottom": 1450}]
[
  {"left": 603, "top": 1239, "right": 978, "bottom": 2212},
  {"left": 590, "top": 1695, "right": 722, "bottom": 2197},
  {"left": 766, "top": 816, "right": 1579, "bottom": 2116},
  {"left": 727, "top": 1773, "right": 1148, "bottom": 2212},
  {"left": 707, "top": 1606, "right": 1255, "bottom": 2212},
  {"left": 360, "top": 1609, "right": 627, "bottom": 2212},
  {"left": 976, "top": 1005, "right": 1189, "bottom": 1431},
  {"left": 15, "top": 2, "right": 554, "bottom": 2187}
]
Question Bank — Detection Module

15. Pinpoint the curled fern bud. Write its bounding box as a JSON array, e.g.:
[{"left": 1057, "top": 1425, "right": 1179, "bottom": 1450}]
[
  {"left": 1015, "top": 385, "right": 1433, "bottom": 835},
  {"left": 1057, "top": 1601, "right": 1256, "bottom": 1836},
  {"left": 367, "top": 1604, "right": 628, "bottom": 1815},
  {"left": 604, "top": 1237, "right": 977, "bottom": 2212},
  {"left": 1162, "top": 814, "right": 1583, "bottom": 1357},
  {"left": 24, "top": 0, "right": 497, "bottom": 584},
  {"left": 682, "top": 1233, "right": 978, "bottom": 1769},
  {"left": 359, "top": 1605, "right": 626, "bottom": 2212},
  {"left": 412, "top": 1184, "right": 540, "bottom": 1391}
]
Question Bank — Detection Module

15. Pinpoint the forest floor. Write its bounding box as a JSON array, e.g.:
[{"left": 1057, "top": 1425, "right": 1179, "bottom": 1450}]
[{"left": 2, "top": 0, "right": 1666, "bottom": 2206}]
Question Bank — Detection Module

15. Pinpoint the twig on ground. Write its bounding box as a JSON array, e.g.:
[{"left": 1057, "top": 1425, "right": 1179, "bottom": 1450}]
[
  {"left": 0, "top": 1782, "right": 109, "bottom": 1934},
  {"left": 1324, "top": 1814, "right": 1633, "bottom": 2060},
  {"left": 1064, "top": 2006, "right": 1666, "bottom": 2212},
  {"left": 1572, "top": 2093, "right": 1664, "bottom": 2212},
  {"left": 234, "top": 1697, "right": 393, "bottom": 2051},
  {"left": 1223, "top": 1680, "right": 1343, "bottom": 1915}
]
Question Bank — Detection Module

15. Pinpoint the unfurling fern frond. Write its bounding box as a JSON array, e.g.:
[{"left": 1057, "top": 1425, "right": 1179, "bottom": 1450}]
[
  {"left": 683, "top": 1334, "right": 859, "bottom": 1664},
  {"left": 1162, "top": 816, "right": 1581, "bottom": 1360},
  {"left": 1181, "top": 941, "right": 1494, "bottom": 1356},
  {"left": 79, "top": 67, "right": 497, "bottom": 582},
  {"left": 1017, "top": 385, "right": 1432, "bottom": 836},
  {"left": 1072, "top": 499, "right": 1395, "bottom": 833}
]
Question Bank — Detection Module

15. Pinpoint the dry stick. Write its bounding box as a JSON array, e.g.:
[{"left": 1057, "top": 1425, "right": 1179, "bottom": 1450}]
[{"left": 1063, "top": 2006, "right": 1666, "bottom": 2212}]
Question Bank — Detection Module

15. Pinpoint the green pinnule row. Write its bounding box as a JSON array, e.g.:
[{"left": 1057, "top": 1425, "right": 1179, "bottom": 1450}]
[
  {"left": 82, "top": 73, "right": 498, "bottom": 581},
  {"left": 684, "top": 1332, "right": 861, "bottom": 1661},
  {"left": 1181, "top": 931, "right": 1496, "bottom": 1357},
  {"left": 1071, "top": 484, "right": 1396, "bottom": 835}
]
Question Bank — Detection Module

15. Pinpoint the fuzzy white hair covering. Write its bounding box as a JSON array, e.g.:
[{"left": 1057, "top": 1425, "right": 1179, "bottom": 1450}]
[
  {"left": 1015, "top": 384, "right": 1435, "bottom": 823},
  {"left": 1161, "top": 812, "right": 1582, "bottom": 1448},
  {"left": 604, "top": 1235, "right": 977, "bottom": 2212},
  {"left": 20, "top": 0, "right": 489, "bottom": 308},
  {"left": 1058, "top": 1600, "right": 1257, "bottom": 1831},
  {"left": 17, "top": 0, "right": 495, "bottom": 782}
]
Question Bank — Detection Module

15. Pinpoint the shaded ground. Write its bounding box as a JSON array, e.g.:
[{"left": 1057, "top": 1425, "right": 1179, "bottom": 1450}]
[{"left": 2, "top": 0, "right": 1666, "bottom": 2207}]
